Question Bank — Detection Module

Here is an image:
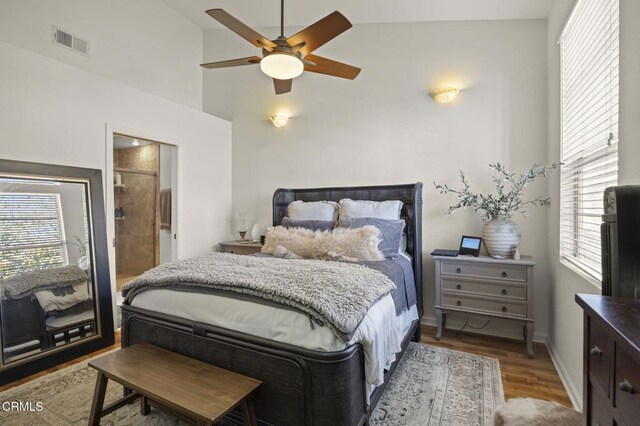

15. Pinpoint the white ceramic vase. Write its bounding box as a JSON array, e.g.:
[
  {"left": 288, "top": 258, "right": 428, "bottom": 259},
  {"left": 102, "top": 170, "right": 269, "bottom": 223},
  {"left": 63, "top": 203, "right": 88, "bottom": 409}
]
[
  {"left": 481, "top": 215, "right": 521, "bottom": 258},
  {"left": 251, "top": 223, "right": 261, "bottom": 243}
]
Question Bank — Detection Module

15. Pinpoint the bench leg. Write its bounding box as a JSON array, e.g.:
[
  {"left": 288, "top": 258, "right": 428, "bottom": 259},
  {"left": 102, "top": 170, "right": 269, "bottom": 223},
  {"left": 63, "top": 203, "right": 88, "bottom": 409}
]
[
  {"left": 140, "top": 396, "right": 150, "bottom": 416},
  {"left": 88, "top": 372, "right": 108, "bottom": 425},
  {"left": 241, "top": 398, "right": 257, "bottom": 426}
]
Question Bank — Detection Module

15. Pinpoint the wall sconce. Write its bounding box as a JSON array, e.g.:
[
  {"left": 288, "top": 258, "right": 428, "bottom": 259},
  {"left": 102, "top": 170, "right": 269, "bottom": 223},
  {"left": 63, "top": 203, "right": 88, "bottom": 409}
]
[
  {"left": 430, "top": 87, "right": 460, "bottom": 104},
  {"left": 269, "top": 113, "right": 290, "bottom": 128}
]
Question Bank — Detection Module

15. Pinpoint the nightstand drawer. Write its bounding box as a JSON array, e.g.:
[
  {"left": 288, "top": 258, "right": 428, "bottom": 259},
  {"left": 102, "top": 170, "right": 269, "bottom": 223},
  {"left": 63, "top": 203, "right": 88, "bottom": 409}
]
[
  {"left": 442, "top": 293, "right": 527, "bottom": 317},
  {"left": 441, "top": 261, "right": 527, "bottom": 282},
  {"left": 442, "top": 278, "right": 527, "bottom": 300},
  {"left": 218, "top": 241, "right": 263, "bottom": 255}
]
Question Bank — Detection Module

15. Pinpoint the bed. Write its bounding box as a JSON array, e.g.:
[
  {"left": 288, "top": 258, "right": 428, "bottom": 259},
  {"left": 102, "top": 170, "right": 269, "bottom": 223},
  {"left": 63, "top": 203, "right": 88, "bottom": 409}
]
[{"left": 120, "top": 183, "right": 423, "bottom": 426}]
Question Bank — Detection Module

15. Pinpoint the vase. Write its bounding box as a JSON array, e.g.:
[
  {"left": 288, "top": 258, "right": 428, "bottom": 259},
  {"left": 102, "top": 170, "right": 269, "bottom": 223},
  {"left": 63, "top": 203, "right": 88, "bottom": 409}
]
[
  {"left": 481, "top": 215, "right": 521, "bottom": 258},
  {"left": 251, "top": 223, "right": 261, "bottom": 242}
]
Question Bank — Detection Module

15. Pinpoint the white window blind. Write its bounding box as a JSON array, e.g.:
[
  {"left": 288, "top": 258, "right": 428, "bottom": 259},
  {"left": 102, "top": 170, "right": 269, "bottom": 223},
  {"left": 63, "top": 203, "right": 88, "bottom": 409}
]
[
  {"left": 559, "top": 0, "right": 619, "bottom": 281},
  {"left": 0, "top": 193, "right": 68, "bottom": 278}
]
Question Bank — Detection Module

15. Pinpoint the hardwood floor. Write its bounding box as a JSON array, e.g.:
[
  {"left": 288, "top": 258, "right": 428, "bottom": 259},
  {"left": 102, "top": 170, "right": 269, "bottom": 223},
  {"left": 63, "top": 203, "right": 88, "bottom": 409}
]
[
  {"left": 420, "top": 324, "right": 573, "bottom": 407},
  {"left": 2, "top": 327, "right": 572, "bottom": 409}
]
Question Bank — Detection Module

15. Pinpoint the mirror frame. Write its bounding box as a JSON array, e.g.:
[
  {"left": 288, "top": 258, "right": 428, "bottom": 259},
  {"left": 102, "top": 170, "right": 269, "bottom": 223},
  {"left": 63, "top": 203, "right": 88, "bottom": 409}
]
[{"left": 0, "top": 159, "right": 114, "bottom": 385}]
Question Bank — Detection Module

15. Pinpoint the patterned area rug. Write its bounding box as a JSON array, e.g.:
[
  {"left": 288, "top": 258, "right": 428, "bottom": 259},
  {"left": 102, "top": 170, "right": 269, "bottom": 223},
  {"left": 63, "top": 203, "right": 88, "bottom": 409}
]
[
  {"left": 0, "top": 343, "right": 503, "bottom": 425},
  {"left": 371, "top": 342, "right": 504, "bottom": 425}
]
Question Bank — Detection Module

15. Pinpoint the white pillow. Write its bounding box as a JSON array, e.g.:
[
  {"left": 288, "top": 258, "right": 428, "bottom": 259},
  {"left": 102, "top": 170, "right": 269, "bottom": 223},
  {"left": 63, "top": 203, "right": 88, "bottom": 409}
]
[
  {"left": 288, "top": 200, "right": 339, "bottom": 221},
  {"left": 339, "top": 199, "right": 403, "bottom": 220}
]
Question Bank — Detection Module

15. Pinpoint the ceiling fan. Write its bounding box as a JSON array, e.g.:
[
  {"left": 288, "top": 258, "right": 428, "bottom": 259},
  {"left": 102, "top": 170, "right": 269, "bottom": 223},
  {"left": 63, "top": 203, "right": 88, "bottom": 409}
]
[{"left": 200, "top": 0, "right": 361, "bottom": 95}]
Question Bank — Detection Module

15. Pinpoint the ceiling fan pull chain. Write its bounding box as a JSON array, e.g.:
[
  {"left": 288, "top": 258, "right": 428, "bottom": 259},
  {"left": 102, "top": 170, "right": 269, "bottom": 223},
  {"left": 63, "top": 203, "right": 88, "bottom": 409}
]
[{"left": 281, "top": 0, "right": 284, "bottom": 37}]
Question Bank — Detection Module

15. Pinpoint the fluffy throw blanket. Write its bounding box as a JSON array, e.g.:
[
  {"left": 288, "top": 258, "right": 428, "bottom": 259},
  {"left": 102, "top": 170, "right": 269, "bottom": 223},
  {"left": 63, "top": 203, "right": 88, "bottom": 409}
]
[
  {"left": 262, "top": 225, "right": 385, "bottom": 261},
  {"left": 493, "top": 398, "right": 582, "bottom": 426},
  {"left": 122, "top": 252, "right": 396, "bottom": 341},
  {"left": 1, "top": 265, "right": 87, "bottom": 299}
]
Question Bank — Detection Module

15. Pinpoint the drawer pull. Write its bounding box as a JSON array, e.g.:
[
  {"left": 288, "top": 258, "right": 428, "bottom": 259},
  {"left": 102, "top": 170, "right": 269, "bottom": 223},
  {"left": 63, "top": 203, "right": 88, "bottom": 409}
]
[
  {"left": 589, "top": 346, "right": 603, "bottom": 357},
  {"left": 501, "top": 306, "right": 507, "bottom": 313},
  {"left": 619, "top": 379, "right": 634, "bottom": 394},
  {"left": 456, "top": 300, "right": 462, "bottom": 306},
  {"left": 501, "top": 289, "right": 508, "bottom": 295},
  {"left": 456, "top": 284, "right": 462, "bottom": 290},
  {"left": 501, "top": 272, "right": 508, "bottom": 278},
  {"left": 456, "top": 268, "right": 462, "bottom": 273}
]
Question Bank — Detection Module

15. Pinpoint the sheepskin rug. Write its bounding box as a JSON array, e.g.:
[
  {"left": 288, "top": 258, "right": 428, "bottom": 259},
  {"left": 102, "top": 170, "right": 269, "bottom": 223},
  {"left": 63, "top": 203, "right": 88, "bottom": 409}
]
[
  {"left": 493, "top": 398, "right": 582, "bottom": 426},
  {"left": 262, "top": 225, "right": 385, "bottom": 261}
]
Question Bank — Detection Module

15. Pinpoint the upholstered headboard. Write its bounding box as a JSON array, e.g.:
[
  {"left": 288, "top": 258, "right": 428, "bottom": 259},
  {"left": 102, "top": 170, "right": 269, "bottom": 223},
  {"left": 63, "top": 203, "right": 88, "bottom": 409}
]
[{"left": 272, "top": 183, "right": 424, "bottom": 318}]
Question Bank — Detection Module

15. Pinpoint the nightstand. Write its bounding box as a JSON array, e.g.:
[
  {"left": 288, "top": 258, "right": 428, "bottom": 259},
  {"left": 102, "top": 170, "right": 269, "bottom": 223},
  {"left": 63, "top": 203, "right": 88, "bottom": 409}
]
[
  {"left": 219, "top": 240, "right": 263, "bottom": 255},
  {"left": 433, "top": 255, "right": 536, "bottom": 357}
]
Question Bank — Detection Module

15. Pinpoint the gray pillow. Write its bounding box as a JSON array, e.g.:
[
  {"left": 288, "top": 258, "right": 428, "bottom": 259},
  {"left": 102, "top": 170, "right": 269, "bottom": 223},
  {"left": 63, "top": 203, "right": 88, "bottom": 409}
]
[
  {"left": 338, "top": 217, "right": 405, "bottom": 258},
  {"left": 281, "top": 217, "right": 335, "bottom": 232}
]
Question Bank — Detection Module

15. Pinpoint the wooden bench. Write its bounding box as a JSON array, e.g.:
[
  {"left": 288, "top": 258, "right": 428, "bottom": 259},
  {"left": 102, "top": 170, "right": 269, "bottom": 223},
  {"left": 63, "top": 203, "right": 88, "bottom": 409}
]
[{"left": 87, "top": 343, "right": 262, "bottom": 425}]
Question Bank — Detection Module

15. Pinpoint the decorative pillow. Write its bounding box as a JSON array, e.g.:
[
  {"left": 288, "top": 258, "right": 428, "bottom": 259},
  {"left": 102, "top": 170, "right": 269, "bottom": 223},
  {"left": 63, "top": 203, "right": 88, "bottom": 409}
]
[
  {"left": 288, "top": 200, "right": 339, "bottom": 221},
  {"left": 338, "top": 199, "right": 403, "bottom": 220},
  {"left": 262, "top": 226, "right": 384, "bottom": 261},
  {"left": 281, "top": 217, "right": 335, "bottom": 232},
  {"left": 338, "top": 217, "right": 405, "bottom": 258}
]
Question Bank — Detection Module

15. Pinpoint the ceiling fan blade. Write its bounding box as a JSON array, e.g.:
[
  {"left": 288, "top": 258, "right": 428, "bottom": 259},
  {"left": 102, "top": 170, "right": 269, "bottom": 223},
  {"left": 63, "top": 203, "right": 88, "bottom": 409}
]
[
  {"left": 286, "top": 11, "right": 352, "bottom": 57},
  {"left": 273, "top": 78, "right": 292, "bottom": 95},
  {"left": 206, "top": 9, "right": 276, "bottom": 49},
  {"left": 303, "top": 54, "right": 361, "bottom": 80},
  {"left": 201, "top": 56, "right": 261, "bottom": 69}
]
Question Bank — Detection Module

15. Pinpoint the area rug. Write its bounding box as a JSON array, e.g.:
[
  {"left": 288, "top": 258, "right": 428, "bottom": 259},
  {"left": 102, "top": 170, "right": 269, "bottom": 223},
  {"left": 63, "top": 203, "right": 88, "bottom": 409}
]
[
  {"left": 0, "top": 343, "right": 503, "bottom": 425},
  {"left": 371, "top": 342, "right": 504, "bottom": 425}
]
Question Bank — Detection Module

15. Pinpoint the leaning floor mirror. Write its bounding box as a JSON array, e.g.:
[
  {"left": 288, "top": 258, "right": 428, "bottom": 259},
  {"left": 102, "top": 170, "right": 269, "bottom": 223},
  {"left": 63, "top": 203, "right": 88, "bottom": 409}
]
[{"left": 0, "top": 159, "right": 114, "bottom": 385}]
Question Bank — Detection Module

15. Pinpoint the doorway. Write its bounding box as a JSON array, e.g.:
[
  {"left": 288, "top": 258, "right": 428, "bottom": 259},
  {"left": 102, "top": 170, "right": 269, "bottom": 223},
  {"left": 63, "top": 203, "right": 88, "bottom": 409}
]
[{"left": 112, "top": 134, "right": 176, "bottom": 292}]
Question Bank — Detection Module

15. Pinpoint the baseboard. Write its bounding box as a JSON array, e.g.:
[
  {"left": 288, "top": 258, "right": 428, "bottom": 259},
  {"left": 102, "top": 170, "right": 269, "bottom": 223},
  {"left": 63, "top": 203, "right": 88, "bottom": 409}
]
[
  {"left": 546, "top": 338, "right": 582, "bottom": 411},
  {"left": 421, "top": 316, "right": 547, "bottom": 343}
]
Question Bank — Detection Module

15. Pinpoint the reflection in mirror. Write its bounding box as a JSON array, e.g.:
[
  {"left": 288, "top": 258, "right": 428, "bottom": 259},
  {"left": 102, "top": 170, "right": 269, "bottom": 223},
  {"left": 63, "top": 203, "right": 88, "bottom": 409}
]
[{"left": 0, "top": 176, "right": 97, "bottom": 364}]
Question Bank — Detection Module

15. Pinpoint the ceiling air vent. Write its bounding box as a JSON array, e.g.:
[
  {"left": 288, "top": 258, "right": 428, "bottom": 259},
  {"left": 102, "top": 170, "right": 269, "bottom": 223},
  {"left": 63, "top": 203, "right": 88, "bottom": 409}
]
[{"left": 52, "top": 26, "right": 90, "bottom": 56}]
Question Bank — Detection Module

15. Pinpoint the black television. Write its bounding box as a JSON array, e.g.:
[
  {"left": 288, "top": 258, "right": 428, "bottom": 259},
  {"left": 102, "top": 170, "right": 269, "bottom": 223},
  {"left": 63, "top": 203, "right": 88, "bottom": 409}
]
[{"left": 601, "top": 186, "right": 640, "bottom": 298}]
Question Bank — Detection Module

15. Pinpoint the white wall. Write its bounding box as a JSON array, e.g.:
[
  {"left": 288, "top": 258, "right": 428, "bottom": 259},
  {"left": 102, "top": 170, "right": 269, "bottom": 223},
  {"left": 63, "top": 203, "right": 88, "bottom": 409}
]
[
  {"left": 203, "top": 19, "right": 550, "bottom": 341},
  {"left": 546, "top": 0, "right": 640, "bottom": 410},
  {"left": 0, "top": 0, "right": 204, "bottom": 110},
  {"left": 0, "top": 41, "right": 232, "bottom": 325},
  {"left": 545, "top": 1, "right": 592, "bottom": 409}
]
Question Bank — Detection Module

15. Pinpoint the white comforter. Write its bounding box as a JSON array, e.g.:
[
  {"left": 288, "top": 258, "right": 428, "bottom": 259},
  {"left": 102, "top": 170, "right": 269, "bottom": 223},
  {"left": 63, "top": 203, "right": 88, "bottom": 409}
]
[{"left": 130, "top": 289, "right": 417, "bottom": 391}]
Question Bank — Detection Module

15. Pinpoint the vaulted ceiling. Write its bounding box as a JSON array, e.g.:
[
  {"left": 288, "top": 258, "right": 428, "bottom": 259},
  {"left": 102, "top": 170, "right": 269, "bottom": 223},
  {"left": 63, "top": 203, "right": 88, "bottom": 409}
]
[{"left": 162, "top": 0, "right": 553, "bottom": 30}]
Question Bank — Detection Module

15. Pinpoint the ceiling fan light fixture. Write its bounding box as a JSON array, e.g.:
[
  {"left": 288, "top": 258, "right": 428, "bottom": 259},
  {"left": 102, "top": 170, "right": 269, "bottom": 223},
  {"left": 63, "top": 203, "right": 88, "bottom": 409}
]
[{"left": 260, "top": 52, "right": 304, "bottom": 80}]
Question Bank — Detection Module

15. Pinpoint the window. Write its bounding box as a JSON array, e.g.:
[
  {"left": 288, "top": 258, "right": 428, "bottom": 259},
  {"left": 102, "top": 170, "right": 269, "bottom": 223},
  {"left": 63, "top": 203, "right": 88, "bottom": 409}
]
[
  {"left": 0, "top": 193, "right": 68, "bottom": 278},
  {"left": 559, "top": 0, "right": 619, "bottom": 282}
]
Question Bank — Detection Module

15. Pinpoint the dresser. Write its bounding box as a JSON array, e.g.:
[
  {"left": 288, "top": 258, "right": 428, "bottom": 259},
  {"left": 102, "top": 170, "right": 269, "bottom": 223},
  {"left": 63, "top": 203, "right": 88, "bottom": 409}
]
[
  {"left": 433, "top": 255, "right": 536, "bottom": 357},
  {"left": 576, "top": 294, "right": 640, "bottom": 426},
  {"left": 218, "top": 240, "right": 263, "bottom": 255}
]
